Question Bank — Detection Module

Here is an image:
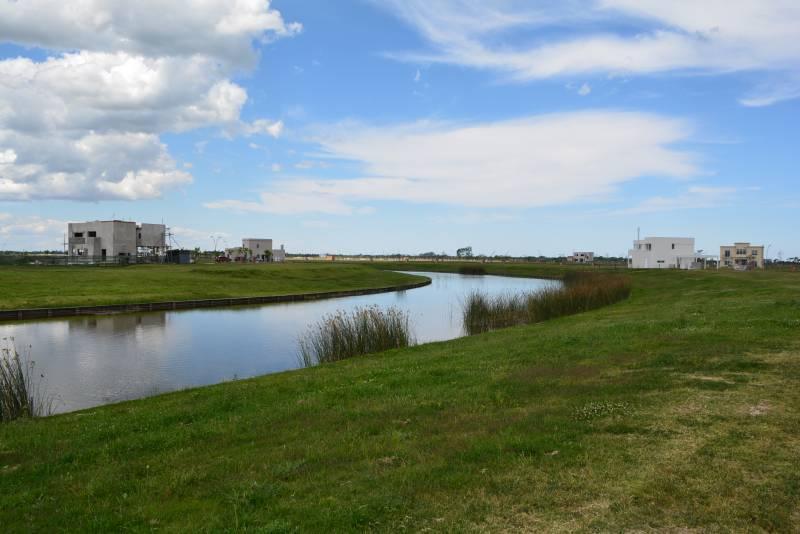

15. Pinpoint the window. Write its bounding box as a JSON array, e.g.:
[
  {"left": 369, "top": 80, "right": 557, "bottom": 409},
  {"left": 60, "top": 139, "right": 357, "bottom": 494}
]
[
  {"left": 646, "top": 244, "right": 652, "bottom": 251},
  {"left": 724, "top": 250, "right": 731, "bottom": 257},
  {"left": 88, "top": 231, "right": 96, "bottom": 237},
  {"left": 672, "top": 243, "right": 675, "bottom": 249},
  {"left": 73, "top": 232, "right": 83, "bottom": 238},
  {"left": 736, "top": 249, "right": 747, "bottom": 255},
  {"left": 751, "top": 250, "right": 758, "bottom": 256}
]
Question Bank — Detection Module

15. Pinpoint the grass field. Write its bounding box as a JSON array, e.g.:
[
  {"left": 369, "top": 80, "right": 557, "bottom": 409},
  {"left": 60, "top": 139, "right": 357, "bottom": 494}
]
[
  {"left": 1, "top": 265, "right": 800, "bottom": 530},
  {"left": 0, "top": 263, "right": 424, "bottom": 310}
]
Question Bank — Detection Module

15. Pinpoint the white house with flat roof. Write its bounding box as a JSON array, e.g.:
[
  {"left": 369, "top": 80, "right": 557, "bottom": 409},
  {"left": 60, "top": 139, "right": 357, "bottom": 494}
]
[
  {"left": 628, "top": 237, "right": 699, "bottom": 269},
  {"left": 226, "top": 238, "right": 286, "bottom": 262}
]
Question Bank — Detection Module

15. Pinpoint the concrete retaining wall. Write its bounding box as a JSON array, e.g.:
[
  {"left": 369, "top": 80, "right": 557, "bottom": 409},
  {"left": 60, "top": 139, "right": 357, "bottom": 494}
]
[{"left": 0, "top": 279, "right": 432, "bottom": 322}]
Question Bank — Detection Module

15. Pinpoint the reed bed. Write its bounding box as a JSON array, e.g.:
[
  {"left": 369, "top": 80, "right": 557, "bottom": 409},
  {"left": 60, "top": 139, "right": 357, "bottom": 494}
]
[
  {"left": 299, "top": 306, "right": 414, "bottom": 366},
  {"left": 458, "top": 265, "right": 487, "bottom": 276},
  {"left": 463, "top": 272, "right": 632, "bottom": 335},
  {"left": 1, "top": 343, "right": 50, "bottom": 422}
]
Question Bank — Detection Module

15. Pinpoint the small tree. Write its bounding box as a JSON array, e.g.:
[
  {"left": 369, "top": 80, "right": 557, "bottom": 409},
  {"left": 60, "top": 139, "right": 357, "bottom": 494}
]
[{"left": 457, "top": 246, "right": 473, "bottom": 258}]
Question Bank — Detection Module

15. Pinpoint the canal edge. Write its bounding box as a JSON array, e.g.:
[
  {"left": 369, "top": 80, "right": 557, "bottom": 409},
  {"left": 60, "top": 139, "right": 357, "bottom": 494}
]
[{"left": 0, "top": 278, "right": 432, "bottom": 322}]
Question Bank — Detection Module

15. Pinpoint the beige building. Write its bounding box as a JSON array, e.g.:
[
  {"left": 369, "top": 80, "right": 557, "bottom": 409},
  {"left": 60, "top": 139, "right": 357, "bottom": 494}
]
[{"left": 720, "top": 242, "right": 764, "bottom": 270}]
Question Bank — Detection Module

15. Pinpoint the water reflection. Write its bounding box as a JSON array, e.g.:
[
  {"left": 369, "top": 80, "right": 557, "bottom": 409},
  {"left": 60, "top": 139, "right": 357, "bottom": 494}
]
[{"left": 0, "top": 272, "right": 554, "bottom": 413}]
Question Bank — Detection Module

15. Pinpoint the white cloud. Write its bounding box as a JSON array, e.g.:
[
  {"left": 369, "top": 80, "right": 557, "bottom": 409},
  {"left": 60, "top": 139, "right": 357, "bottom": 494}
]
[
  {"left": 207, "top": 110, "right": 697, "bottom": 214},
  {"left": 578, "top": 83, "right": 592, "bottom": 96},
  {"left": 0, "top": 213, "right": 67, "bottom": 249},
  {"left": 170, "top": 226, "right": 231, "bottom": 249},
  {"left": 616, "top": 185, "right": 738, "bottom": 214},
  {"left": 739, "top": 74, "right": 800, "bottom": 107},
  {"left": 414, "top": 69, "right": 421, "bottom": 83},
  {"left": 0, "top": 1, "right": 296, "bottom": 201},
  {"left": 0, "top": 0, "right": 300, "bottom": 66},
  {"left": 271, "top": 163, "right": 282, "bottom": 172},
  {"left": 376, "top": 0, "right": 800, "bottom": 105}
]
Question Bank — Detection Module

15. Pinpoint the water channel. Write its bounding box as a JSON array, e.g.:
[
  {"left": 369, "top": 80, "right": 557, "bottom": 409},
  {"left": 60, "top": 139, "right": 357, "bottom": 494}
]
[{"left": 0, "top": 272, "right": 554, "bottom": 413}]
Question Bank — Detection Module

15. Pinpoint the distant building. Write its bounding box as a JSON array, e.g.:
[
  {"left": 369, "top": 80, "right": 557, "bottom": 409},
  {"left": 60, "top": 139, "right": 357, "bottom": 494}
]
[
  {"left": 226, "top": 238, "right": 286, "bottom": 262},
  {"left": 568, "top": 252, "right": 594, "bottom": 264},
  {"left": 628, "top": 237, "right": 705, "bottom": 269},
  {"left": 165, "top": 249, "right": 192, "bottom": 265},
  {"left": 720, "top": 242, "right": 764, "bottom": 270},
  {"left": 68, "top": 220, "right": 166, "bottom": 259}
]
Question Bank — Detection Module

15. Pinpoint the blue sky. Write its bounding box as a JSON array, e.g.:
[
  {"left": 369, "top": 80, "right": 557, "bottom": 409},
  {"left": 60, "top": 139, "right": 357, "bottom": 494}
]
[{"left": 0, "top": 1, "right": 797, "bottom": 258}]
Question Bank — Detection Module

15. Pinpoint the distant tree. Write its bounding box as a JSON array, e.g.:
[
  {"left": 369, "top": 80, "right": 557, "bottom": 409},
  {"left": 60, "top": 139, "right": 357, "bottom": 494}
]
[
  {"left": 419, "top": 251, "right": 436, "bottom": 257},
  {"left": 456, "top": 246, "right": 473, "bottom": 258}
]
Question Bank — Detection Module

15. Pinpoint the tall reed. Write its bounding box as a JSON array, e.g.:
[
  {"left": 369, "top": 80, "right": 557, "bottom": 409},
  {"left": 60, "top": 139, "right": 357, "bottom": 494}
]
[
  {"left": 299, "top": 306, "right": 414, "bottom": 366},
  {"left": 463, "top": 272, "right": 632, "bottom": 335},
  {"left": 1, "top": 343, "right": 51, "bottom": 422},
  {"left": 458, "top": 265, "right": 487, "bottom": 276}
]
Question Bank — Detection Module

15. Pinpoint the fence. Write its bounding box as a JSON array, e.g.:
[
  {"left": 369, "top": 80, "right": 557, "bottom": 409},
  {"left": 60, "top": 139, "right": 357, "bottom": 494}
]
[{"left": 0, "top": 254, "right": 173, "bottom": 266}]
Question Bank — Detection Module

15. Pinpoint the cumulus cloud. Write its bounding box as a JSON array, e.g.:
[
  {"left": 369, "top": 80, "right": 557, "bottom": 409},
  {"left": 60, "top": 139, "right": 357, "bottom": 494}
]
[
  {"left": 0, "top": 213, "right": 67, "bottom": 249},
  {"left": 375, "top": 0, "right": 800, "bottom": 105},
  {"left": 0, "top": 0, "right": 300, "bottom": 66},
  {"left": 0, "top": 1, "right": 297, "bottom": 201},
  {"left": 206, "top": 110, "right": 698, "bottom": 214}
]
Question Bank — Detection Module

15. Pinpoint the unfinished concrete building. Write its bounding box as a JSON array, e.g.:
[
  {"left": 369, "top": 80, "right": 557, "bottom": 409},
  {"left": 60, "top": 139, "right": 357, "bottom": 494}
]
[{"left": 68, "top": 220, "right": 166, "bottom": 259}]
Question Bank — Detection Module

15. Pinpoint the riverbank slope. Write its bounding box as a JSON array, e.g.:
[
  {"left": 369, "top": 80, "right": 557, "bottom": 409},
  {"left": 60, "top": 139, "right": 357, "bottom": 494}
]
[
  {"left": 1, "top": 266, "right": 799, "bottom": 530},
  {"left": 0, "top": 263, "right": 426, "bottom": 310}
]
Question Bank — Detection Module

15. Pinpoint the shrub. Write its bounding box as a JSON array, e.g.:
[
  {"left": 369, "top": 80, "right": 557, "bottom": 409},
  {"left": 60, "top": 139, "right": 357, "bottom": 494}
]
[
  {"left": 299, "top": 306, "right": 414, "bottom": 366},
  {"left": 463, "top": 273, "right": 631, "bottom": 335}
]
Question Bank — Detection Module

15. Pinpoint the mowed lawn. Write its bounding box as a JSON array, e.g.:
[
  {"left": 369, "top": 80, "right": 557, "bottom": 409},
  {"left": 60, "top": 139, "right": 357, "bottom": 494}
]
[
  {"left": 1, "top": 267, "right": 800, "bottom": 531},
  {"left": 0, "top": 263, "right": 424, "bottom": 310}
]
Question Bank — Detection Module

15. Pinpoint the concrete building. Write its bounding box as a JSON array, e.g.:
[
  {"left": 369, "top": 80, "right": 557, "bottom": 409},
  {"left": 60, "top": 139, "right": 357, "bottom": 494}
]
[
  {"left": 628, "top": 237, "right": 702, "bottom": 269},
  {"left": 226, "top": 239, "right": 286, "bottom": 262},
  {"left": 568, "top": 252, "right": 594, "bottom": 264},
  {"left": 720, "top": 242, "right": 764, "bottom": 270},
  {"left": 68, "top": 220, "right": 166, "bottom": 259}
]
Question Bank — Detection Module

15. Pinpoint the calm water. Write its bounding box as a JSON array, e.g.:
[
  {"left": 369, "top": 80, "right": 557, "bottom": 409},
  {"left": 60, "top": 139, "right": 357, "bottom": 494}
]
[{"left": 0, "top": 272, "right": 554, "bottom": 413}]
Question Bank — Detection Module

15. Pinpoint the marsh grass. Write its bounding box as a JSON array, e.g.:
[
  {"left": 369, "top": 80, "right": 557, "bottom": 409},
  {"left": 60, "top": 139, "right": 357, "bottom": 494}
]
[
  {"left": 299, "top": 306, "right": 414, "bottom": 366},
  {"left": 1, "top": 343, "right": 51, "bottom": 422},
  {"left": 457, "top": 265, "right": 487, "bottom": 276},
  {"left": 463, "top": 272, "right": 632, "bottom": 335}
]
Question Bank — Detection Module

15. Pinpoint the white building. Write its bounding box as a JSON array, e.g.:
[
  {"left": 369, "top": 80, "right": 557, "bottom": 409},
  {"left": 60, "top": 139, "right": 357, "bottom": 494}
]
[
  {"left": 68, "top": 220, "right": 166, "bottom": 259},
  {"left": 628, "top": 237, "right": 702, "bottom": 269},
  {"left": 226, "top": 238, "right": 286, "bottom": 262},
  {"left": 568, "top": 252, "right": 594, "bottom": 264}
]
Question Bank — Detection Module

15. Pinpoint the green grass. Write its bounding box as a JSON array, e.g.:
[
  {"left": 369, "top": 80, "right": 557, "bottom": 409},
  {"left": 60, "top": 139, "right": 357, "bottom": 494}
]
[
  {"left": 1, "top": 266, "right": 800, "bottom": 531},
  {"left": 0, "top": 263, "right": 425, "bottom": 310}
]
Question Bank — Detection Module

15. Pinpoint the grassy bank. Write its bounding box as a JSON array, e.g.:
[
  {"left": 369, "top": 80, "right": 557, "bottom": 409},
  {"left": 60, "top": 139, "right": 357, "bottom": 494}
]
[
  {"left": 1, "top": 267, "right": 800, "bottom": 530},
  {"left": 0, "top": 263, "right": 425, "bottom": 310}
]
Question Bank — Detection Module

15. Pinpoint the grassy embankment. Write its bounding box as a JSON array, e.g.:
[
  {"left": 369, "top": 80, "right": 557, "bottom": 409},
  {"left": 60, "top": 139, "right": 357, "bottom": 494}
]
[
  {"left": 0, "top": 263, "right": 425, "bottom": 310},
  {"left": 1, "top": 265, "right": 800, "bottom": 530}
]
